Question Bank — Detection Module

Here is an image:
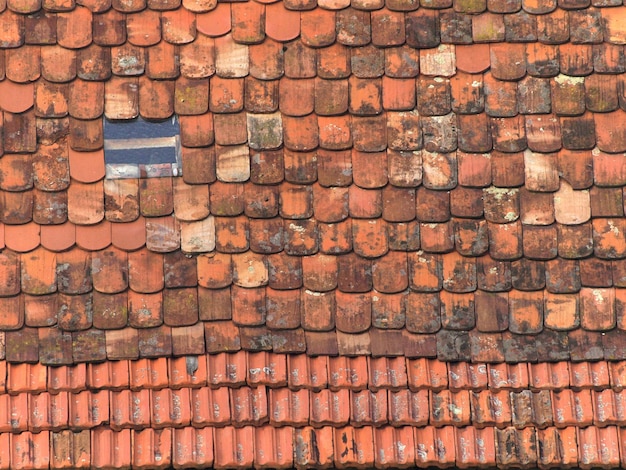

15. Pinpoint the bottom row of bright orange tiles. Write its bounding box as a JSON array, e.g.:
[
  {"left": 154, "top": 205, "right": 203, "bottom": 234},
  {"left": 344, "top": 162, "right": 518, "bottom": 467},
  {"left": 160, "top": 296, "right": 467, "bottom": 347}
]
[{"left": 3, "top": 424, "right": 626, "bottom": 469}]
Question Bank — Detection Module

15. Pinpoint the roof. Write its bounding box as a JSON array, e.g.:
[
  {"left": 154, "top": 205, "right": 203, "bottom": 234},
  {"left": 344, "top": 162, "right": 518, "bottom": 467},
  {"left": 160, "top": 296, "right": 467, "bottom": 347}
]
[{"left": 0, "top": 0, "right": 626, "bottom": 467}]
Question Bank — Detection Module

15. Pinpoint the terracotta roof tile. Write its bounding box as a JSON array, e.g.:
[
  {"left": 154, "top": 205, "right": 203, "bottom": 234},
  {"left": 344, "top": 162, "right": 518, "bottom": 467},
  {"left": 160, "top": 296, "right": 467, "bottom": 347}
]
[
  {"left": 192, "top": 385, "right": 230, "bottom": 425},
  {"left": 578, "top": 426, "right": 620, "bottom": 467},
  {"left": 91, "top": 428, "right": 131, "bottom": 469},
  {"left": 112, "top": 216, "right": 146, "bottom": 249}
]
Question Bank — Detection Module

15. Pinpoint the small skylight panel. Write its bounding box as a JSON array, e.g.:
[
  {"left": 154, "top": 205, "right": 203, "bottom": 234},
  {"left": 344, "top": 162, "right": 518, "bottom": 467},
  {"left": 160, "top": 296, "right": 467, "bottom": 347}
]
[{"left": 103, "top": 116, "right": 182, "bottom": 179}]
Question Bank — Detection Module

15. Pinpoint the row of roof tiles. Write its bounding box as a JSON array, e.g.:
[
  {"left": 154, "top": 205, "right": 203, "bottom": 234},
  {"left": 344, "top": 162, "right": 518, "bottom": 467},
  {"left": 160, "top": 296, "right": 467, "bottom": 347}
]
[
  {"left": 13, "top": 111, "right": 626, "bottom": 165},
  {"left": 7, "top": 145, "right": 625, "bottom": 192},
  {"left": 4, "top": 6, "right": 626, "bottom": 49},
  {"left": 0, "top": 0, "right": 625, "bottom": 14},
  {"left": 25, "top": 74, "right": 626, "bottom": 121},
  {"left": 2, "top": 215, "right": 626, "bottom": 256},
  {"left": 2, "top": 219, "right": 626, "bottom": 258},
  {"left": 4, "top": 424, "right": 625, "bottom": 469},
  {"left": 5, "top": 322, "right": 626, "bottom": 362},
  {"left": 4, "top": 385, "right": 626, "bottom": 431},
  {"left": 9, "top": 113, "right": 626, "bottom": 161},
  {"left": 6, "top": 146, "right": 626, "bottom": 198},
  {"left": 5, "top": 248, "right": 626, "bottom": 293},
  {"left": 12, "top": 111, "right": 626, "bottom": 157},
  {"left": 3, "top": 41, "right": 626, "bottom": 86},
  {"left": 0, "top": 209, "right": 624, "bottom": 253},
  {"left": 12, "top": 110, "right": 626, "bottom": 157},
  {"left": 4, "top": 286, "right": 626, "bottom": 332},
  {"left": 5, "top": 356, "right": 626, "bottom": 393}
]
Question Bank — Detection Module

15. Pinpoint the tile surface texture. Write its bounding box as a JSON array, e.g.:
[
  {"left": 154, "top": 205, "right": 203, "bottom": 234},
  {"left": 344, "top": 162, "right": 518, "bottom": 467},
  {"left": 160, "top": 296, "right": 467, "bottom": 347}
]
[{"left": 0, "top": 0, "right": 626, "bottom": 466}]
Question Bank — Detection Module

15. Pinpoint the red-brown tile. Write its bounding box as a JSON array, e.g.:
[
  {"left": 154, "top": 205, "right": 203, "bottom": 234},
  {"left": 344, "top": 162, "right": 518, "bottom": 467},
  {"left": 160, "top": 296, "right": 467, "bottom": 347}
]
[
  {"left": 265, "top": 388, "right": 305, "bottom": 426},
  {"left": 525, "top": 41, "right": 559, "bottom": 77},
  {"left": 67, "top": 148, "right": 104, "bottom": 185},
  {"left": 301, "top": 288, "right": 335, "bottom": 332},
  {"left": 40, "top": 222, "right": 75, "bottom": 252},
  {"left": 10, "top": 431, "right": 50, "bottom": 469},
  {"left": 5, "top": 46, "right": 40, "bottom": 85},
  {"left": 91, "top": 428, "right": 131, "bottom": 469},
  {"left": 370, "top": 292, "right": 405, "bottom": 331},
  {"left": 69, "top": 390, "right": 109, "bottom": 429},
  {"left": 195, "top": 2, "right": 229, "bottom": 36},
  {"left": 244, "top": 351, "right": 285, "bottom": 387},
  {"left": 446, "top": 363, "right": 486, "bottom": 391},
  {"left": 30, "top": 391, "right": 68, "bottom": 432},
  {"left": 333, "top": 426, "right": 374, "bottom": 468},
  {"left": 490, "top": 115, "right": 527, "bottom": 153},
  {"left": 129, "top": 324, "right": 166, "bottom": 357},
  {"left": 580, "top": 258, "right": 613, "bottom": 287},
  {"left": 8, "top": 362, "right": 46, "bottom": 394},
  {"left": 150, "top": 388, "right": 191, "bottom": 428},
  {"left": 6, "top": 326, "right": 40, "bottom": 363},
  {"left": 511, "top": 389, "right": 553, "bottom": 429},
  {"left": 489, "top": 43, "right": 526, "bottom": 80},
  {"left": 335, "top": 290, "right": 372, "bottom": 334},
  {"left": 371, "top": 426, "right": 414, "bottom": 468},
  {"left": 135, "top": 327, "right": 170, "bottom": 359},
  {"left": 348, "top": 389, "right": 387, "bottom": 426},
  {"left": 495, "top": 427, "right": 538, "bottom": 467},
  {"left": 130, "top": 357, "right": 169, "bottom": 390},
  {"left": 20, "top": 246, "right": 56, "bottom": 296},
  {"left": 191, "top": 387, "right": 231, "bottom": 427},
  {"left": 293, "top": 427, "right": 334, "bottom": 468},
  {"left": 470, "top": 11, "right": 505, "bottom": 42},
  {"left": 47, "top": 364, "right": 86, "bottom": 394},
  {"left": 386, "top": 389, "right": 428, "bottom": 427},
  {"left": 0, "top": 251, "right": 19, "bottom": 299},
  {"left": 430, "top": 389, "right": 471, "bottom": 426},
  {"left": 365, "top": 356, "right": 405, "bottom": 391},
  {"left": 85, "top": 361, "right": 128, "bottom": 391},
  {"left": 0, "top": 189, "right": 33, "bottom": 225},
  {"left": 132, "top": 428, "right": 172, "bottom": 469},
  {"left": 381, "top": 77, "right": 416, "bottom": 112},
  {"left": 559, "top": 43, "right": 592, "bottom": 76},
  {"left": 109, "top": 389, "right": 150, "bottom": 430},
  {"left": 455, "top": 427, "right": 496, "bottom": 467},
  {"left": 470, "top": 390, "right": 511, "bottom": 427},
  {"left": 67, "top": 180, "right": 105, "bottom": 225},
  {"left": 578, "top": 426, "right": 620, "bottom": 468},
  {"left": 230, "top": 1, "right": 264, "bottom": 44},
  {"left": 0, "top": 295, "right": 24, "bottom": 332},
  {"left": 213, "top": 427, "right": 254, "bottom": 468},
  {"left": 405, "top": 358, "right": 447, "bottom": 391},
  {"left": 419, "top": 221, "right": 455, "bottom": 253},
  {"left": 529, "top": 362, "right": 570, "bottom": 390},
  {"left": 593, "top": 389, "right": 626, "bottom": 426},
  {"left": 172, "top": 427, "right": 213, "bottom": 468},
  {"left": 488, "top": 363, "right": 529, "bottom": 390},
  {"left": 247, "top": 40, "right": 283, "bottom": 83},
  {"left": 414, "top": 426, "right": 456, "bottom": 467},
  {"left": 215, "top": 34, "right": 249, "bottom": 78},
  {"left": 253, "top": 426, "right": 294, "bottom": 469},
  {"left": 550, "top": 388, "right": 593, "bottom": 427},
  {"left": 51, "top": 429, "right": 91, "bottom": 469},
  {"left": 264, "top": 1, "right": 299, "bottom": 42},
  {"left": 580, "top": 286, "right": 616, "bottom": 331},
  {"left": 536, "top": 427, "right": 578, "bottom": 468},
  {"left": 3, "top": 222, "right": 40, "bottom": 254},
  {"left": 287, "top": 355, "right": 328, "bottom": 391},
  {"left": 0, "top": 393, "right": 27, "bottom": 432}
]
